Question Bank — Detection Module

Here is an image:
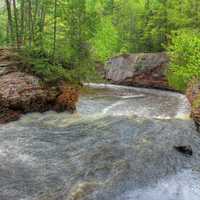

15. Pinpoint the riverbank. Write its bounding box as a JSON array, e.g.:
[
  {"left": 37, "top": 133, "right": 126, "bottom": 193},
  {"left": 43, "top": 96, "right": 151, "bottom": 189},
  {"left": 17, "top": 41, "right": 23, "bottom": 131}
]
[
  {"left": 0, "top": 48, "right": 79, "bottom": 124},
  {"left": 0, "top": 49, "right": 199, "bottom": 127},
  {"left": 103, "top": 53, "right": 200, "bottom": 130}
]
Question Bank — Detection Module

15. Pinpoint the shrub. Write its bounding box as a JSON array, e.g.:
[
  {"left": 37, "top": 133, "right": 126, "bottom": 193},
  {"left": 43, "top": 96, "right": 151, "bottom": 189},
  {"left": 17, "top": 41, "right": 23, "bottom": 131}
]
[
  {"left": 167, "top": 30, "right": 200, "bottom": 91},
  {"left": 19, "top": 47, "right": 103, "bottom": 84}
]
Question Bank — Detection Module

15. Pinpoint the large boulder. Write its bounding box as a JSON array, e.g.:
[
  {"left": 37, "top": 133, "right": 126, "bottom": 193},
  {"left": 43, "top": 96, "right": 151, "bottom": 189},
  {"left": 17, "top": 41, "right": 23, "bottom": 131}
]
[{"left": 105, "top": 52, "right": 170, "bottom": 89}]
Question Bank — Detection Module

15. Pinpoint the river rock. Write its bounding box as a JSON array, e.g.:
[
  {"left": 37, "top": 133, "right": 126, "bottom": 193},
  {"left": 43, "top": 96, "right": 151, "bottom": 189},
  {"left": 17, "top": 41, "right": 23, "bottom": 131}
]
[
  {"left": 105, "top": 52, "right": 170, "bottom": 89},
  {"left": 174, "top": 145, "right": 193, "bottom": 156}
]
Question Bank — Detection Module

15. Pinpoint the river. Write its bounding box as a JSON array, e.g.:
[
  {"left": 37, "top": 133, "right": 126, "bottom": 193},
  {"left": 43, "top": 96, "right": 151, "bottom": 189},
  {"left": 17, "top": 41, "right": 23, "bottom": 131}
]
[{"left": 0, "top": 84, "right": 200, "bottom": 200}]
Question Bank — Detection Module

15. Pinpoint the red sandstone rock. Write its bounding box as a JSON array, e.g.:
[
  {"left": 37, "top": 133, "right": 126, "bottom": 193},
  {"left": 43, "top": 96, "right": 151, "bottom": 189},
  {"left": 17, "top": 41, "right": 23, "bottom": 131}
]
[
  {"left": 0, "top": 49, "right": 79, "bottom": 124},
  {"left": 0, "top": 72, "right": 58, "bottom": 113}
]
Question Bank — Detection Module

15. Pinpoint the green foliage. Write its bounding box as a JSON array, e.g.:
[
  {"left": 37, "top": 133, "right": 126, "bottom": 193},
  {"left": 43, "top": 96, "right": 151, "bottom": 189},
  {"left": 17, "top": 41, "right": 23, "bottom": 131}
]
[
  {"left": 0, "top": 13, "right": 7, "bottom": 45},
  {"left": 31, "top": 60, "right": 103, "bottom": 84},
  {"left": 1, "top": 0, "right": 200, "bottom": 85},
  {"left": 167, "top": 30, "right": 200, "bottom": 91},
  {"left": 91, "top": 17, "right": 119, "bottom": 62},
  {"left": 19, "top": 46, "right": 102, "bottom": 84}
]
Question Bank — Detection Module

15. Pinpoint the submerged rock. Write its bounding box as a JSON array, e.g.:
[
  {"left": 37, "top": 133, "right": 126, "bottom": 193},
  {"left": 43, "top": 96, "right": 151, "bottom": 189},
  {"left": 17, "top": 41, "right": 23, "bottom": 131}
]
[
  {"left": 105, "top": 52, "right": 170, "bottom": 89},
  {"left": 174, "top": 145, "right": 193, "bottom": 156}
]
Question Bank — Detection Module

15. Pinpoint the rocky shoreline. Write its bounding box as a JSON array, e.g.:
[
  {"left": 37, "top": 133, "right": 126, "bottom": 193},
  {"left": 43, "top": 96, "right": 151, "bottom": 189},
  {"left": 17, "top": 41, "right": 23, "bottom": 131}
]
[
  {"left": 0, "top": 49, "right": 79, "bottom": 124},
  {"left": 104, "top": 53, "right": 200, "bottom": 129},
  {"left": 1, "top": 49, "right": 200, "bottom": 126}
]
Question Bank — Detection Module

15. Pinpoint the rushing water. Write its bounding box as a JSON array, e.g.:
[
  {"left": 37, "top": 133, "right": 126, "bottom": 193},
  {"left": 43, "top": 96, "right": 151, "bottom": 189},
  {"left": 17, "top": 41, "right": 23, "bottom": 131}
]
[{"left": 0, "top": 84, "right": 200, "bottom": 200}]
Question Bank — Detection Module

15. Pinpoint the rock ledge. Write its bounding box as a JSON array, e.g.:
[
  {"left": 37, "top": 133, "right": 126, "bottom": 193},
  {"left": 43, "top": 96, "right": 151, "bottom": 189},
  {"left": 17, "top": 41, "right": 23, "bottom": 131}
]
[{"left": 0, "top": 49, "right": 79, "bottom": 124}]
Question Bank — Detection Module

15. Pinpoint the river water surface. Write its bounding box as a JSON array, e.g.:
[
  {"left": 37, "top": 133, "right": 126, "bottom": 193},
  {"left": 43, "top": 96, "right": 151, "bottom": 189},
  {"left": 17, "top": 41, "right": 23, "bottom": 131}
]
[{"left": 0, "top": 84, "right": 200, "bottom": 200}]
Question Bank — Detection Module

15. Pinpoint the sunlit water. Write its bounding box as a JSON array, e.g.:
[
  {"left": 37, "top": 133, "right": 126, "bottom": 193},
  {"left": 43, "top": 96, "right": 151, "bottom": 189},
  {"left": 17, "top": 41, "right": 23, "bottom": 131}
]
[{"left": 0, "top": 84, "right": 200, "bottom": 200}]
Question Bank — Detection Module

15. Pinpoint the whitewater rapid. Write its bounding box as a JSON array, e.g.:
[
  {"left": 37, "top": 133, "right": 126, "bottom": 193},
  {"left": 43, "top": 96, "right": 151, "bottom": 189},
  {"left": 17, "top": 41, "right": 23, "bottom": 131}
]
[{"left": 0, "top": 84, "right": 199, "bottom": 200}]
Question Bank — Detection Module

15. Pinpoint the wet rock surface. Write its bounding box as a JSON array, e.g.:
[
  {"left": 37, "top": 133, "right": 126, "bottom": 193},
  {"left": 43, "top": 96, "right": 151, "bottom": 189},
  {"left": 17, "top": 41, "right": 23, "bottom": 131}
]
[
  {"left": 105, "top": 52, "right": 169, "bottom": 89},
  {"left": 174, "top": 145, "right": 193, "bottom": 156}
]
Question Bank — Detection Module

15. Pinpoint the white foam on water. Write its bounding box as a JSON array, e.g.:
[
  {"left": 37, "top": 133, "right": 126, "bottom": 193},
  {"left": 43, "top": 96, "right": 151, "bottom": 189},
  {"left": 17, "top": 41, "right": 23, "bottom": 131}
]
[
  {"left": 120, "top": 94, "right": 146, "bottom": 99},
  {"left": 102, "top": 101, "right": 125, "bottom": 115},
  {"left": 119, "top": 170, "right": 200, "bottom": 200},
  {"left": 84, "top": 83, "right": 191, "bottom": 120},
  {"left": 0, "top": 148, "right": 7, "bottom": 157},
  {"left": 175, "top": 94, "right": 191, "bottom": 120}
]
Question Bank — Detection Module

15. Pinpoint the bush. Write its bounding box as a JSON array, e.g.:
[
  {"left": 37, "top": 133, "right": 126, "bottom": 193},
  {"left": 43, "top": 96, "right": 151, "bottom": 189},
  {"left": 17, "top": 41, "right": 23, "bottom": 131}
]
[
  {"left": 19, "top": 47, "right": 103, "bottom": 84},
  {"left": 167, "top": 30, "right": 200, "bottom": 91}
]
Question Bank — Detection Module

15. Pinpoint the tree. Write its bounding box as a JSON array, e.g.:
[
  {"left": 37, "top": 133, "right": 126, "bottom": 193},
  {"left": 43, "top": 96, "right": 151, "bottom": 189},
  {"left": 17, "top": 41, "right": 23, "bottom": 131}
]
[
  {"left": 67, "top": 0, "right": 94, "bottom": 66},
  {"left": 12, "top": 0, "right": 20, "bottom": 48},
  {"left": 5, "top": 0, "right": 14, "bottom": 44},
  {"left": 52, "top": 0, "right": 58, "bottom": 62}
]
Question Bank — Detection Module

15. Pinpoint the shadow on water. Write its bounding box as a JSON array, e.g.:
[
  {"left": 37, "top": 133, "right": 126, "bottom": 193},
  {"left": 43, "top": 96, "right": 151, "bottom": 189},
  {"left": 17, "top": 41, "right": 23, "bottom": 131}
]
[{"left": 0, "top": 84, "right": 200, "bottom": 200}]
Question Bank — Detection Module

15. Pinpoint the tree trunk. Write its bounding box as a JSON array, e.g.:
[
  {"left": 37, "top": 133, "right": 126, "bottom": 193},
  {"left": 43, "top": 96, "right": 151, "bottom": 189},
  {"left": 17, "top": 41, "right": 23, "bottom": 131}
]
[
  {"left": 53, "top": 0, "right": 58, "bottom": 62},
  {"left": 32, "top": 0, "right": 39, "bottom": 42},
  {"left": 28, "top": 0, "right": 33, "bottom": 47},
  {"left": 5, "top": 0, "right": 14, "bottom": 45},
  {"left": 38, "top": 4, "right": 46, "bottom": 49},
  {"left": 20, "top": 0, "right": 25, "bottom": 46},
  {"left": 13, "top": 0, "right": 20, "bottom": 48}
]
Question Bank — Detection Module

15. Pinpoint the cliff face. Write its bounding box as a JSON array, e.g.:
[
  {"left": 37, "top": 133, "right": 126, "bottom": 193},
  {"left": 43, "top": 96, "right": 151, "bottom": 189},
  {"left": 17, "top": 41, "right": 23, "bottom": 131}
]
[
  {"left": 0, "top": 49, "right": 79, "bottom": 124},
  {"left": 104, "top": 52, "right": 170, "bottom": 89}
]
